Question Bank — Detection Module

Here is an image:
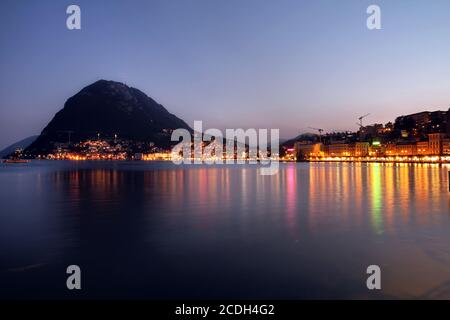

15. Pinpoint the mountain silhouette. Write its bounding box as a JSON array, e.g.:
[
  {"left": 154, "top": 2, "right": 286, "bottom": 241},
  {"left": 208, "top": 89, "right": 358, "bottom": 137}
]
[
  {"left": 0, "top": 136, "right": 38, "bottom": 158},
  {"left": 25, "top": 80, "right": 192, "bottom": 155}
]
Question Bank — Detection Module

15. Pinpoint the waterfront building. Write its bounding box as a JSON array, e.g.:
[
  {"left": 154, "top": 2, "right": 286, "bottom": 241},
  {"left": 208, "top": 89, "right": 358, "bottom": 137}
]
[
  {"left": 326, "top": 142, "right": 353, "bottom": 157},
  {"left": 416, "top": 141, "right": 430, "bottom": 155},
  {"left": 284, "top": 147, "right": 297, "bottom": 161},
  {"left": 385, "top": 144, "right": 397, "bottom": 156},
  {"left": 442, "top": 138, "right": 450, "bottom": 155},
  {"left": 429, "top": 133, "right": 447, "bottom": 155},
  {"left": 368, "top": 141, "right": 384, "bottom": 157},
  {"left": 295, "top": 142, "right": 324, "bottom": 159},
  {"left": 396, "top": 142, "right": 417, "bottom": 156},
  {"left": 354, "top": 142, "right": 370, "bottom": 157}
]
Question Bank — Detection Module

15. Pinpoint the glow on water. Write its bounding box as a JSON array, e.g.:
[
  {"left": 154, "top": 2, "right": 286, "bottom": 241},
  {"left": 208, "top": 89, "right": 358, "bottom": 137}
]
[{"left": 0, "top": 161, "right": 449, "bottom": 299}]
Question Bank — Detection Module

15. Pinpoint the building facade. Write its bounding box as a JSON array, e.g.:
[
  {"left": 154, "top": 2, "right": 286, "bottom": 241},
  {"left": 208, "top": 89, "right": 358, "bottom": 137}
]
[
  {"left": 429, "top": 133, "right": 446, "bottom": 155},
  {"left": 416, "top": 141, "right": 429, "bottom": 155}
]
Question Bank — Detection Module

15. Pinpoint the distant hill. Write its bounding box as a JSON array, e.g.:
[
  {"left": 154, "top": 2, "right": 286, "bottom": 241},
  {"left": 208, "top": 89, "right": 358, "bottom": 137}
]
[
  {"left": 0, "top": 136, "right": 38, "bottom": 159},
  {"left": 282, "top": 133, "right": 317, "bottom": 147},
  {"left": 25, "top": 80, "right": 192, "bottom": 155}
]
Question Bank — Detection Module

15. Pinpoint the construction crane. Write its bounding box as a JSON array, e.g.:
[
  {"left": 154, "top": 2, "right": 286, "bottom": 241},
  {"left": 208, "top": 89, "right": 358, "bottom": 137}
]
[
  {"left": 356, "top": 114, "right": 370, "bottom": 142},
  {"left": 356, "top": 113, "right": 370, "bottom": 128},
  {"left": 308, "top": 127, "right": 324, "bottom": 143}
]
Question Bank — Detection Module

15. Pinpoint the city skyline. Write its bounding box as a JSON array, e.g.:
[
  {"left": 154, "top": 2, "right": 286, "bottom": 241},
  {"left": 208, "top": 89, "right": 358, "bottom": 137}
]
[{"left": 2, "top": 0, "right": 450, "bottom": 150}]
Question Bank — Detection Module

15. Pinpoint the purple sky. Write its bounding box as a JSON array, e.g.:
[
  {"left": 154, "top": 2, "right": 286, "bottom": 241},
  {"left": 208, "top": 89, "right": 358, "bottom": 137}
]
[{"left": 1, "top": 0, "right": 450, "bottom": 149}]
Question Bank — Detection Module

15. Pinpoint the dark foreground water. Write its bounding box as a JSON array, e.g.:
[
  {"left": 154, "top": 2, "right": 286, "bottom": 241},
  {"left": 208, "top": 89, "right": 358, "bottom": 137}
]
[{"left": 0, "top": 161, "right": 449, "bottom": 299}]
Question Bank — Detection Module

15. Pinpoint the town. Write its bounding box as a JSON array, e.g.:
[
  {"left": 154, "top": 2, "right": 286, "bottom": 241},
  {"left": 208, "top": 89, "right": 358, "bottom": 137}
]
[
  {"left": 285, "top": 109, "right": 450, "bottom": 163},
  {"left": 7, "top": 108, "right": 450, "bottom": 164}
]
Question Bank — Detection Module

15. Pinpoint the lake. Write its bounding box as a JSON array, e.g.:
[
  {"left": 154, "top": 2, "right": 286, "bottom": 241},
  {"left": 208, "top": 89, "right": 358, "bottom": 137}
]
[{"left": 0, "top": 161, "right": 449, "bottom": 299}]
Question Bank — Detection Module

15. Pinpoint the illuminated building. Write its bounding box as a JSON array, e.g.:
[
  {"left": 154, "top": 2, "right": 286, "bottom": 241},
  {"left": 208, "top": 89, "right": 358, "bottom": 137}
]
[
  {"left": 442, "top": 138, "right": 450, "bottom": 155},
  {"left": 385, "top": 144, "right": 397, "bottom": 156},
  {"left": 395, "top": 110, "right": 447, "bottom": 139},
  {"left": 428, "top": 133, "right": 446, "bottom": 155},
  {"left": 368, "top": 141, "right": 384, "bottom": 157},
  {"left": 295, "top": 142, "right": 324, "bottom": 160},
  {"left": 416, "top": 141, "right": 430, "bottom": 155},
  {"left": 355, "top": 142, "right": 369, "bottom": 157},
  {"left": 326, "top": 142, "right": 353, "bottom": 157},
  {"left": 282, "top": 147, "right": 296, "bottom": 161},
  {"left": 142, "top": 152, "right": 172, "bottom": 161},
  {"left": 395, "top": 142, "right": 417, "bottom": 156}
]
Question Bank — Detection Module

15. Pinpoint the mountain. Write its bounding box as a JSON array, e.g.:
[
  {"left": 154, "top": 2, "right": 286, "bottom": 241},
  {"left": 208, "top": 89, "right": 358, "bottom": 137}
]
[
  {"left": 0, "top": 136, "right": 38, "bottom": 158},
  {"left": 25, "top": 80, "right": 192, "bottom": 155},
  {"left": 282, "top": 133, "right": 317, "bottom": 147}
]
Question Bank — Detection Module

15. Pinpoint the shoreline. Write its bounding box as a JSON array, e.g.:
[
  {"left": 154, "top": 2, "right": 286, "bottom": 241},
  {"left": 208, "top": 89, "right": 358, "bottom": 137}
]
[
  {"left": 307, "top": 160, "right": 450, "bottom": 165},
  {"left": 2, "top": 158, "right": 450, "bottom": 166},
  {"left": 302, "top": 156, "right": 450, "bottom": 165}
]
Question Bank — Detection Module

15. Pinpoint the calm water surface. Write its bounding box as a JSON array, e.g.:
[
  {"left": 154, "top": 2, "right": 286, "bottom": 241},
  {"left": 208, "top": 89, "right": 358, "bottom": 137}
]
[{"left": 0, "top": 161, "right": 449, "bottom": 299}]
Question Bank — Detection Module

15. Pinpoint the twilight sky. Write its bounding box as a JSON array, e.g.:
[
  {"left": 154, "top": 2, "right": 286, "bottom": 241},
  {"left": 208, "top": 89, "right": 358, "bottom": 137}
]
[{"left": 1, "top": 0, "right": 450, "bottom": 149}]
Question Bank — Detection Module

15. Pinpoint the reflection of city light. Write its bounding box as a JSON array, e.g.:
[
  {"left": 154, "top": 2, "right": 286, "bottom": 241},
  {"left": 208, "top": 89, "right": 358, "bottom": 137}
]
[{"left": 370, "top": 164, "right": 383, "bottom": 235}]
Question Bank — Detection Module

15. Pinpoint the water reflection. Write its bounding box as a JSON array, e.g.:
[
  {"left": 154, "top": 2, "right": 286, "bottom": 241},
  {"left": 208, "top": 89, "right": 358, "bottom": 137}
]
[
  {"left": 0, "top": 161, "right": 449, "bottom": 298},
  {"left": 370, "top": 164, "right": 383, "bottom": 235}
]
